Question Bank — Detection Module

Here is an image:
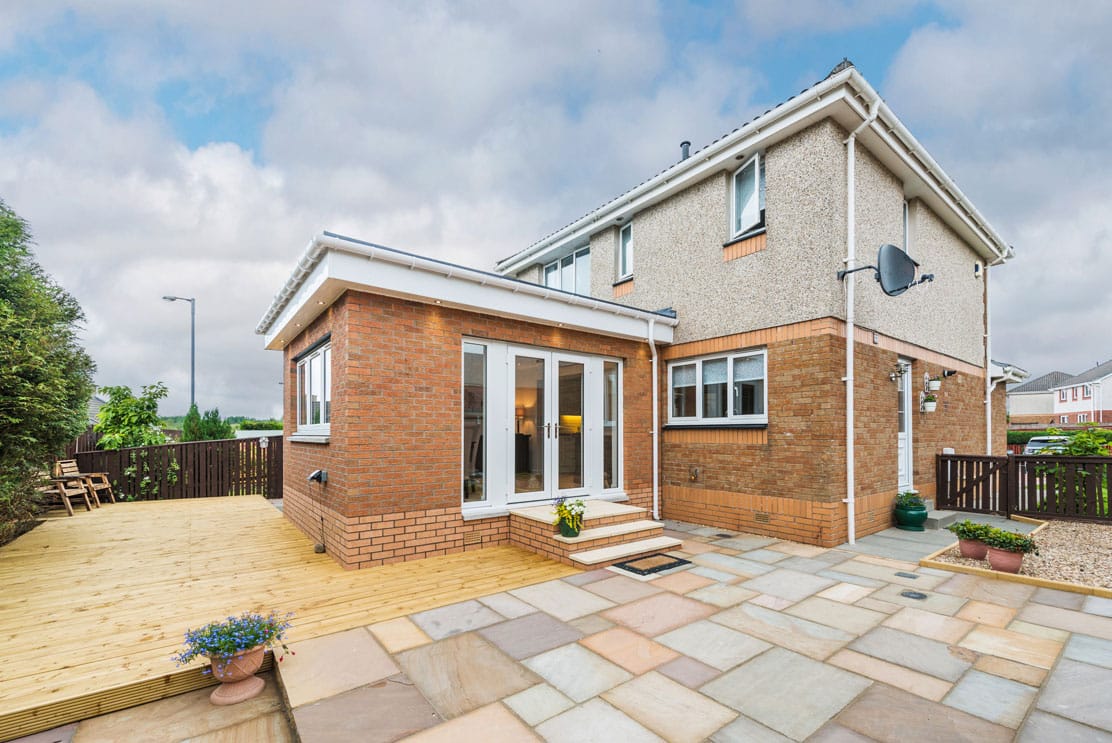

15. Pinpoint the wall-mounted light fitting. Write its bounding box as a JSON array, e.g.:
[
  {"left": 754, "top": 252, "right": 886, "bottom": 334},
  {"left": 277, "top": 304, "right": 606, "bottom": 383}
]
[
  {"left": 974, "top": 262, "right": 982, "bottom": 278},
  {"left": 889, "top": 363, "right": 910, "bottom": 382}
]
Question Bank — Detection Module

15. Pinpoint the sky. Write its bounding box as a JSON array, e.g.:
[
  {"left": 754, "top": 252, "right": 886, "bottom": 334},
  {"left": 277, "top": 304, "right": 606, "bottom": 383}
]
[{"left": 1, "top": 1, "right": 1110, "bottom": 418}]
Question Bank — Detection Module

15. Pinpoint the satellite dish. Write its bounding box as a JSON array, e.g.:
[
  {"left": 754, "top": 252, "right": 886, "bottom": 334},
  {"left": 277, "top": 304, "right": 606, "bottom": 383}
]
[{"left": 876, "top": 243, "right": 919, "bottom": 297}]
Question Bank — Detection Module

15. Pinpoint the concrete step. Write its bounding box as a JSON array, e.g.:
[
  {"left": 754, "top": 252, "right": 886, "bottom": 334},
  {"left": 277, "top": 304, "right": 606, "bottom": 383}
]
[
  {"left": 553, "top": 519, "right": 663, "bottom": 544},
  {"left": 925, "top": 510, "right": 958, "bottom": 530},
  {"left": 509, "top": 500, "right": 647, "bottom": 527},
  {"left": 570, "top": 536, "right": 683, "bottom": 566}
]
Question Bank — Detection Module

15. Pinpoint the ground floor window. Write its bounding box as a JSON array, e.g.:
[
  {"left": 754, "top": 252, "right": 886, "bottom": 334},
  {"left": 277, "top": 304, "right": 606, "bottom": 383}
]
[
  {"left": 462, "top": 339, "right": 622, "bottom": 510},
  {"left": 296, "top": 341, "right": 331, "bottom": 434},
  {"left": 667, "top": 348, "right": 767, "bottom": 425}
]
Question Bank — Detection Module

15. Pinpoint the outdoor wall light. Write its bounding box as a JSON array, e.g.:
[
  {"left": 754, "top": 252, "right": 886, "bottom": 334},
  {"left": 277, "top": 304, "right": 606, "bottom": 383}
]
[
  {"left": 974, "top": 262, "right": 982, "bottom": 278},
  {"left": 889, "top": 363, "right": 910, "bottom": 383}
]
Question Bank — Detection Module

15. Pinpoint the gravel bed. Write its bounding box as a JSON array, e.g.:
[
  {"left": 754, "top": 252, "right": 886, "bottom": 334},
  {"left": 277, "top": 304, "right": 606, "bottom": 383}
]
[{"left": 931, "top": 520, "right": 1112, "bottom": 589}]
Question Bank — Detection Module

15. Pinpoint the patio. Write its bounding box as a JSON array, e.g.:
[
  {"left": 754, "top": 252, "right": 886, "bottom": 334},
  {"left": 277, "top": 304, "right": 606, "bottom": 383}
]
[{"left": 0, "top": 497, "right": 576, "bottom": 740}]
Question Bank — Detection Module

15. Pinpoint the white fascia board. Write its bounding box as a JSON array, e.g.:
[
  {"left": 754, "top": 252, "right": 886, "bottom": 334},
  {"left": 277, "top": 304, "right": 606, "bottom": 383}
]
[{"left": 263, "top": 238, "right": 676, "bottom": 350}]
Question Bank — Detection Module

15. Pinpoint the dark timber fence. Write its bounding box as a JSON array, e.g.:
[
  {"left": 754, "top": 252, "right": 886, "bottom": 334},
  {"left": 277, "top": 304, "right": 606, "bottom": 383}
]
[
  {"left": 937, "top": 453, "right": 1112, "bottom": 522},
  {"left": 76, "top": 436, "right": 283, "bottom": 501}
]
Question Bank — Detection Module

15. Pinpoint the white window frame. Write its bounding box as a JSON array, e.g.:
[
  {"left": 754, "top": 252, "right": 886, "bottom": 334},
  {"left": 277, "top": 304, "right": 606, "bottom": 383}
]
[
  {"left": 902, "top": 200, "right": 910, "bottom": 253},
  {"left": 731, "top": 153, "right": 766, "bottom": 238},
  {"left": 1079, "top": 413, "right": 1089, "bottom": 423},
  {"left": 543, "top": 246, "right": 591, "bottom": 295},
  {"left": 1073, "top": 387, "right": 1079, "bottom": 400},
  {"left": 295, "top": 342, "right": 331, "bottom": 435},
  {"left": 618, "top": 222, "right": 633, "bottom": 280},
  {"left": 1059, "top": 389, "right": 1068, "bottom": 402},
  {"left": 1084, "top": 384, "right": 1092, "bottom": 399},
  {"left": 1061, "top": 415, "right": 1069, "bottom": 424},
  {"left": 667, "top": 349, "right": 768, "bottom": 425}
]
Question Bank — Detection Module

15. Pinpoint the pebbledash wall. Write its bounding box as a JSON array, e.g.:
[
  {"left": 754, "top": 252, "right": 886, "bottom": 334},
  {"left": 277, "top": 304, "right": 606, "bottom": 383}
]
[
  {"left": 282, "top": 290, "right": 656, "bottom": 570},
  {"left": 658, "top": 318, "right": 1005, "bottom": 548}
]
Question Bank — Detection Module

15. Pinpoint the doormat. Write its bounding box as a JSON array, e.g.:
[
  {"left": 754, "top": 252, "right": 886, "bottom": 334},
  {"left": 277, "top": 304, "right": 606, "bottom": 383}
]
[{"left": 611, "top": 553, "right": 692, "bottom": 576}]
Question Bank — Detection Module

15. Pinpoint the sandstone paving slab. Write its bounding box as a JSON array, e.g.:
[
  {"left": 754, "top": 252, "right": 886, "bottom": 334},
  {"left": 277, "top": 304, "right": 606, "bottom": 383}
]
[
  {"left": 1084, "top": 595, "right": 1112, "bottom": 617},
  {"left": 568, "top": 614, "right": 614, "bottom": 635},
  {"left": 579, "top": 627, "right": 679, "bottom": 674},
  {"left": 651, "top": 570, "right": 715, "bottom": 594},
  {"left": 711, "top": 602, "right": 853, "bottom": 660},
  {"left": 603, "top": 671, "right": 738, "bottom": 743},
  {"left": 817, "top": 582, "right": 876, "bottom": 604},
  {"left": 675, "top": 539, "right": 724, "bottom": 555},
  {"left": 766, "top": 541, "right": 829, "bottom": 558},
  {"left": 812, "top": 549, "right": 857, "bottom": 565},
  {"left": 524, "top": 642, "right": 632, "bottom": 702},
  {"left": 739, "top": 548, "right": 790, "bottom": 564},
  {"left": 690, "top": 565, "right": 744, "bottom": 583},
  {"left": 402, "top": 702, "right": 540, "bottom": 742},
  {"left": 881, "top": 606, "right": 974, "bottom": 644},
  {"left": 478, "top": 610, "right": 583, "bottom": 660},
  {"left": 701, "top": 646, "right": 871, "bottom": 741},
  {"left": 396, "top": 632, "right": 538, "bottom": 718},
  {"left": 655, "top": 619, "right": 771, "bottom": 671},
  {"left": 188, "top": 711, "right": 290, "bottom": 742},
  {"left": 785, "top": 597, "right": 886, "bottom": 635},
  {"left": 685, "top": 582, "right": 758, "bottom": 608},
  {"left": 602, "top": 592, "right": 717, "bottom": 637},
  {"left": 1031, "top": 585, "right": 1087, "bottom": 610},
  {"left": 563, "top": 568, "right": 615, "bottom": 586},
  {"left": 867, "top": 582, "right": 967, "bottom": 615},
  {"left": 834, "top": 683, "right": 1013, "bottom": 743},
  {"left": 693, "top": 552, "right": 774, "bottom": 576},
  {"left": 478, "top": 591, "right": 539, "bottom": 618},
  {"left": 712, "top": 534, "right": 778, "bottom": 551},
  {"left": 18, "top": 723, "right": 77, "bottom": 743},
  {"left": 852, "top": 553, "right": 922, "bottom": 571},
  {"left": 956, "top": 599, "right": 1017, "bottom": 627},
  {"left": 1018, "top": 710, "right": 1112, "bottom": 743},
  {"left": 503, "top": 683, "right": 575, "bottom": 726},
  {"left": 1008, "top": 618, "right": 1070, "bottom": 642},
  {"left": 942, "top": 668, "right": 1037, "bottom": 728},
  {"left": 1020, "top": 602, "right": 1112, "bottom": 641},
  {"left": 510, "top": 579, "right": 616, "bottom": 621},
  {"left": 827, "top": 649, "right": 951, "bottom": 702},
  {"left": 959, "top": 625, "right": 1063, "bottom": 669},
  {"left": 749, "top": 593, "right": 795, "bottom": 610},
  {"left": 804, "top": 722, "right": 875, "bottom": 742},
  {"left": 935, "top": 573, "right": 1035, "bottom": 608},
  {"left": 410, "top": 599, "right": 505, "bottom": 640},
  {"left": 367, "top": 616, "right": 432, "bottom": 653},
  {"left": 832, "top": 559, "right": 945, "bottom": 589},
  {"left": 973, "top": 654, "right": 1047, "bottom": 686},
  {"left": 535, "top": 698, "right": 663, "bottom": 743},
  {"left": 655, "top": 655, "right": 721, "bottom": 688},
  {"left": 583, "top": 575, "right": 665, "bottom": 603},
  {"left": 695, "top": 526, "right": 734, "bottom": 537},
  {"left": 710, "top": 715, "right": 794, "bottom": 742},
  {"left": 280, "top": 627, "right": 399, "bottom": 708},
  {"left": 817, "top": 569, "right": 886, "bottom": 588},
  {"left": 291, "top": 675, "right": 440, "bottom": 743},
  {"left": 774, "top": 556, "right": 845, "bottom": 574},
  {"left": 1063, "top": 633, "right": 1112, "bottom": 669},
  {"left": 854, "top": 596, "right": 903, "bottom": 614},
  {"left": 850, "top": 626, "right": 971, "bottom": 681},
  {"left": 740, "top": 568, "right": 835, "bottom": 602},
  {"left": 1037, "top": 657, "right": 1112, "bottom": 732}
]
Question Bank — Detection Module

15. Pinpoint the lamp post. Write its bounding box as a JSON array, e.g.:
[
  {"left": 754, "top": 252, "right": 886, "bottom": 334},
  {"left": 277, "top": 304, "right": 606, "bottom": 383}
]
[{"left": 162, "top": 295, "right": 195, "bottom": 409}]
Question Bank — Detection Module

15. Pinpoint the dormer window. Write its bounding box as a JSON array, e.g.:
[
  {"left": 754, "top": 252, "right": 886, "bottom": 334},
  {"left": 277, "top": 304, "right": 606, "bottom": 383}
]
[
  {"left": 732, "top": 154, "right": 766, "bottom": 237},
  {"left": 543, "top": 246, "right": 591, "bottom": 296}
]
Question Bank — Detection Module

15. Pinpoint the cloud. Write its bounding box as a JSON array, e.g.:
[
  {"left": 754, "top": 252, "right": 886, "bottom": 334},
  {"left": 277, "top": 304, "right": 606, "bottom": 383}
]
[{"left": 732, "top": 0, "right": 921, "bottom": 37}]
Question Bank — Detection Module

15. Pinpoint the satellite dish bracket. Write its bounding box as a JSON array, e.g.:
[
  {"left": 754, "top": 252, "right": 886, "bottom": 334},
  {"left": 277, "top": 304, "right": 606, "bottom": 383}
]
[{"left": 839, "top": 245, "right": 935, "bottom": 297}]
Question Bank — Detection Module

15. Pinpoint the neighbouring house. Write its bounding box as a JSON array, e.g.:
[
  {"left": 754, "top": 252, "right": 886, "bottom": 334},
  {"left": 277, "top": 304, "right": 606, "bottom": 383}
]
[
  {"left": 1006, "top": 370, "right": 1074, "bottom": 426},
  {"left": 1048, "top": 360, "right": 1112, "bottom": 425},
  {"left": 258, "top": 61, "right": 1018, "bottom": 569}
]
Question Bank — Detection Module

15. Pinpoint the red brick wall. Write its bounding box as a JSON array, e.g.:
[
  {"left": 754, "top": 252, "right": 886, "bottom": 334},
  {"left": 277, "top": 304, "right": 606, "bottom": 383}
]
[{"left": 281, "top": 291, "right": 655, "bottom": 569}]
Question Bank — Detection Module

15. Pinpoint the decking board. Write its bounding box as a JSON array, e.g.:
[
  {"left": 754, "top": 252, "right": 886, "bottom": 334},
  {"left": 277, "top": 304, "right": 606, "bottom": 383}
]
[{"left": 0, "top": 496, "right": 576, "bottom": 740}]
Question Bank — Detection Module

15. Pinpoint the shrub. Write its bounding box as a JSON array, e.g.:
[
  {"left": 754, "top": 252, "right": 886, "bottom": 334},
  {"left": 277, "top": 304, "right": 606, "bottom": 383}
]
[
  {"left": 895, "top": 491, "right": 925, "bottom": 509},
  {"left": 981, "top": 527, "right": 1038, "bottom": 554},
  {"left": 946, "top": 520, "right": 992, "bottom": 541}
]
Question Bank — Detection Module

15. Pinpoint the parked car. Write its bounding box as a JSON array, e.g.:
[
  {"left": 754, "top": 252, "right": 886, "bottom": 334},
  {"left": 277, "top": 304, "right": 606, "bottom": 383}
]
[{"left": 1022, "top": 435, "right": 1070, "bottom": 455}]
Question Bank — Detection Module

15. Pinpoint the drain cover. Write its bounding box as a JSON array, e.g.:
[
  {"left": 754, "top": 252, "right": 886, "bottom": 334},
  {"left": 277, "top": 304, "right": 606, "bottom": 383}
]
[
  {"left": 714, "top": 533, "right": 735, "bottom": 538},
  {"left": 612, "top": 553, "right": 692, "bottom": 576},
  {"left": 895, "top": 571, "right": 919, "bottom": 580},
  {"left": 900, "top": 590, "right": 928, "bottom": 600}
]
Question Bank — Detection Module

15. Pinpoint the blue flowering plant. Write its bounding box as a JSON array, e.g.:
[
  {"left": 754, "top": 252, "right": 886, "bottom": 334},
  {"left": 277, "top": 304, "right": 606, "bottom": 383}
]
[{"left": 172, "top": 610, "right": 294, "bottom": 673}]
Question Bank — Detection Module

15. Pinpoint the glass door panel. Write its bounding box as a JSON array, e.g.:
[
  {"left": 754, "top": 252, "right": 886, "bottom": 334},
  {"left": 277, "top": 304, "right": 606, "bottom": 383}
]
[
  {"left": 556, "top": 360, "right": 584, "bottom": 491},
  {"left": 513, "top": 354, "right": 547, "bottom": 497}
]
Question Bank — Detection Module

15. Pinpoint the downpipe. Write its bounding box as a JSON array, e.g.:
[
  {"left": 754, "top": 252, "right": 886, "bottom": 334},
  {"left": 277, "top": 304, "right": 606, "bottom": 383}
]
[{"left": 647, "top": 318, "right": 660, "bottom": 520}]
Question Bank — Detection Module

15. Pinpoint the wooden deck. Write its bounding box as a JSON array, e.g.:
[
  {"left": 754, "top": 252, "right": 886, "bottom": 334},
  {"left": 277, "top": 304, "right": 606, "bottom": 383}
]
[{"left": 0, "top": 497, "right": 577, "bottom": 741}]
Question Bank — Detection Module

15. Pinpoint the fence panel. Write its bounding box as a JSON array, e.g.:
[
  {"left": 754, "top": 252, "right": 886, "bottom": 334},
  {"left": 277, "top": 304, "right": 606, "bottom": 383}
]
[
  {"left": 935, "top": 454, "right": 1010, "bottom": 514},
  {"left": 75, "top": 436, "right": 283, "bottom": 500}
]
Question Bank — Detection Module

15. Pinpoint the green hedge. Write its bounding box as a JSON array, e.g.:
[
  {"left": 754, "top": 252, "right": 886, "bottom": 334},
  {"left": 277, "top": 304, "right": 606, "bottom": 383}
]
[{"left": 1007, "top": 428, "right": 1112, "bottom": 445}]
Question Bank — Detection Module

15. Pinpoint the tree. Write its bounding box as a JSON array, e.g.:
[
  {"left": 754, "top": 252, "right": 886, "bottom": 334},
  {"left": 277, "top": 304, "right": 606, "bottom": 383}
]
[
  {"left": 199, "top": 408, "right": 234, "bottom": 440},
  {"left": 181, "top": 404, "right": 202, "bottom": 442},
  {"left": 95, "top": 383, "right": 169, "bottom": 450},
  {"left": 0, "top": 200, "right": 96, "bottom": 541}
]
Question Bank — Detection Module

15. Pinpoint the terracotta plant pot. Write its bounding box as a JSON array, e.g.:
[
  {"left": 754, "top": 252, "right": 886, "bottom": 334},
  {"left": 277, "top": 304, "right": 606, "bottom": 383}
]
[
  {"left": 986, "top": 547, "right": 1024, "bottom": 574},
  {"left": 208, "top": 645, "right": 266, "bottom": 705},
  {"left": 557, "top": 520, "right": 580, "bottom": 538},
  {"left": 958, "top": 538, "right": 988, "bottom": 560}
]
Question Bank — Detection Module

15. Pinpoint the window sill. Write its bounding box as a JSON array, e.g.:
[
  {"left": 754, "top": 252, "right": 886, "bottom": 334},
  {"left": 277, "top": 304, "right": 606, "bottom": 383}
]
[
  {"left": 612, "top": 276, "right": 634, "bottom": 287},
  {"left": 289, "top": 434, "right": 330, "bottom": 444},
  {"left": 723, "top": 227, "right": 767, "bottom": 249},
  {"left": 664, "top": 422, "right": 768, "bottom": 430}
]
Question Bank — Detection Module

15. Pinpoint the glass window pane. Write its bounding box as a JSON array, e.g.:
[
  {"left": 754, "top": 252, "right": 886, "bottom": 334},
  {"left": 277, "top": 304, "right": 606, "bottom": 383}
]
[
  {"left": 575, "top": 249, "right": 590, "bottom": 295},
  {"left": 620, "top": 225, "right": 632, "bottom": 277},
  {"left": 560, "top": 255, "right": 574, "bottom": 292},
  {"left": 544, "top": 263, "right": 558, "bottom": 289},
  {"left": 703, "top": 359, "right": 727, "bottom": 418},
  {"left": 734, "top": 159, "right": 758, "bottom": 234},
  {"left": 309, "top": 351, "right": 322, "bottom": 424},
  {"left": 321, "top": 347, "right": 331, "bottom": 423},
  {"left": 758, "top": 157, "right": 766, "bottom": 213},
  {"left": 558, "top": 361, "right": 584, "bottom": 490},
  {"left": 603, "top": 361, "right": 619, "bottom": 489},
  {"left": 671, "top": 363, "right": 696, "bottom": 417},
  {"left": 732, "top": 355, "right": 764, "bottom": 416},
  {"left": 297, "top": 363, "right": 307, "bottom": 426},
  {"left": 463, "top": 343, "right": 486, "bottom": 503},
  {"left": 515, "top": 355, "right": 545, "bottom": 493}
]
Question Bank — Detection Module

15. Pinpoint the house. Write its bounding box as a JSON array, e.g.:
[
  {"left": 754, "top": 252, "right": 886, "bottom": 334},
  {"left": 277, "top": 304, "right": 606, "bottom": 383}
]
[
  {"left": 1007, "top": 370, "right": 1074, "bottom": 426},
  {"left": 1048, "top": 360, "right": 1112, "bottom": 425},
  {"left": 257, "top": 61, "right": 1015, "bottom": 569}
]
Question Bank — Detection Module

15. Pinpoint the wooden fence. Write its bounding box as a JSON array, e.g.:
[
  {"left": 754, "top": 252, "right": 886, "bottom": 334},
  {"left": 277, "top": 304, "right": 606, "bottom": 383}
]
[
  {"left": 937, "top": 453, "right": 1112, "bottom": 522},
  {"left": 76, "top": 436, "right": 283, "bottom": 500}
]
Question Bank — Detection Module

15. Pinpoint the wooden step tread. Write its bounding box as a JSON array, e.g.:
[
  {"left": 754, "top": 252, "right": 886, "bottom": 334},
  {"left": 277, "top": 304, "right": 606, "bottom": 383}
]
[
  {"left": 509, "top": 500, "right": 646, "bottom": 525},
  {"left": 553, "top": 519, "right": 663, "bottom": 544},
  {"left": 570, "top": 537, "right": 683, "bottom": 566}
]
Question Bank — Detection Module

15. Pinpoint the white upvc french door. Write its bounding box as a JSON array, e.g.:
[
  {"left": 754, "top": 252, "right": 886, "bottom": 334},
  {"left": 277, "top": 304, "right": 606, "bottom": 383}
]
[{"left": 897, "top": 359, "right": 914, "bottom": 490}]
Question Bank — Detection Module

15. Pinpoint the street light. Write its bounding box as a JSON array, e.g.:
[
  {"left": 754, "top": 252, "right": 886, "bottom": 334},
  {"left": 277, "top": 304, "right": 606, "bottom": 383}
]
[{"left": 162, "top": 295, "right": 196, "bottom": 409}]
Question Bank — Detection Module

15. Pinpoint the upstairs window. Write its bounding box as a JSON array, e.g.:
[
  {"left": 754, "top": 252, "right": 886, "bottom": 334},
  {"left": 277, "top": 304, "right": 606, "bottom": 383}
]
[
  {"left": 1084, "top": 384, "right": 1092, "bottom": 398},
  {"left": 1059, "top": 390, "right": 1068, "bottom": 402},
  {"left": 668, "top": 349, "right": 767, "bottom": 425},
  {"left": 296, "top": 342, "right": 331, "bottom": 433},
  {"left": 618, "top": 223, "right": 633, "bottom": 280},
  {"left": 1072, "top": 387, "right": 1079, "bottom": 400},
  {"left": 732, "top": 154, "right": 766, "bottom": 237},
  {"left": 544, "top": 246, "right": 591, "bottom": 296}
]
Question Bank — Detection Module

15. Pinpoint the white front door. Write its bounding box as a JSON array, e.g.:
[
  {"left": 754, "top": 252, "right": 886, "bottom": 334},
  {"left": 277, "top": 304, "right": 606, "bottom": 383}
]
[{"left": 897, "top": 359, "right": 913, "bottom": 489}]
